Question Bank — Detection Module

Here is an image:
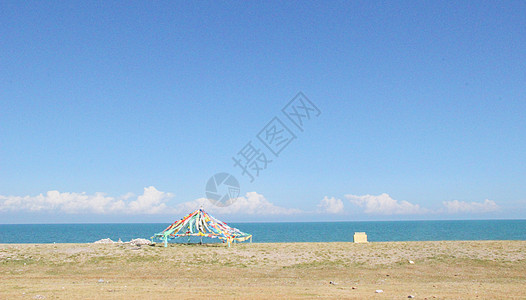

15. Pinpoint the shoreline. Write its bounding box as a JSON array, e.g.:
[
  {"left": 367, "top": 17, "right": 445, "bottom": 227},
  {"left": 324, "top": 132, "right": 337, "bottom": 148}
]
[{"left": 1, "top": 238, "right": 525, "bottom": 245}]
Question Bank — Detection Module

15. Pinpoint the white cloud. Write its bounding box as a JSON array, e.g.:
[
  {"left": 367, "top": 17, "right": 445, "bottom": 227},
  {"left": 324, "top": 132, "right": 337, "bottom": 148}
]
[
  {"left": 178, "top": 192, "right": 302, "bottom": 215},
  {"left": 128, "top": 186, "right": 174, "bottom": 214},
  {"left": 0, "top": 186, "right": 175, "bottom": 215},
  {"left": 345, "top": 193, "right": 427, "bottom": 215},
  {"left": 3, "top": 187, "right": 499, "bottom": 217},
  {"left": 317, "top": 196, "right": 344, "bottom": 214},
  {"left": 442, "top": 199, "right": 500, "bottom": 214},
  {"left": 0, "top": 189, "right": 299, "bottom": 216}
]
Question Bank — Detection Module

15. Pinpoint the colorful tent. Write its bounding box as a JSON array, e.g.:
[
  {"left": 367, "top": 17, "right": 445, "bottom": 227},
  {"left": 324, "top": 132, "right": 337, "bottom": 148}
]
[{"left": 153, "top": 208, "right": 252, "bottom": 247}]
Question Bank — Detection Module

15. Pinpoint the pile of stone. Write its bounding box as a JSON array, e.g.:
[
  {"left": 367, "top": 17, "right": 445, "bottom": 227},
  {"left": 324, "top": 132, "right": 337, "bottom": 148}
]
[
  {"left": 93, "top": 238, "right": 153, "bottom": 246},
  {"left": 129, "top": 238, "right": 153, "bottom": 246},
  {"left": 93, "top": 238, "right": 115, "bottom": 244}
]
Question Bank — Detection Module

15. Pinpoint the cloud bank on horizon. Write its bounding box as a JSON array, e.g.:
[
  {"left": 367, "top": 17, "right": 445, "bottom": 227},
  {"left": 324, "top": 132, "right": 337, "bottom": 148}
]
[
  {"left": 343, "top": 193, "right": 500, "bottom": 215},
  {"left": 0, "top": 187, "right": 300, "bottom": 216},
  {"left": 0, "top": 187, "right": 174, "bottom": 215},
  {"left": 0, "top": 187, "right": 500, "bottom": 218},
  {"left": 345, "top": 193, "right": 428, "bottom": 215},
  {"left": 317, "top": 196, "right": 344, "bottom": 214}
]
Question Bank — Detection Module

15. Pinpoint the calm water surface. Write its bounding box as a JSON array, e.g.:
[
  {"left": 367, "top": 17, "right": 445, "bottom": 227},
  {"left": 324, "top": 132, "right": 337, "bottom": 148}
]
[{"left": 0, "top": 220, "right": 525, "bottom": 244}]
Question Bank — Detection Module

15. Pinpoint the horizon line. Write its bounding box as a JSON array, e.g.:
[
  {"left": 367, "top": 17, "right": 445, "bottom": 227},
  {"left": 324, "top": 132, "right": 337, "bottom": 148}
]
[{"left": 1, "top": 218, "right": 525, "bottom": 226}]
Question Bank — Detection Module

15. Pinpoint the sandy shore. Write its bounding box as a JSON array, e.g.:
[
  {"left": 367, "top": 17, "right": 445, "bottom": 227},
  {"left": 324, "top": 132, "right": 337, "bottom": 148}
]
[{"left": 1, "top": 240, "right": 525, "bottom": 299}]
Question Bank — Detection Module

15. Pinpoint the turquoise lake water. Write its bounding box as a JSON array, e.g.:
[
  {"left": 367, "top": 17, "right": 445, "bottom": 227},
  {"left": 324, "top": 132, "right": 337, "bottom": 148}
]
[{"left": 1, "top": 220, "right": 525, "bottom": 244}]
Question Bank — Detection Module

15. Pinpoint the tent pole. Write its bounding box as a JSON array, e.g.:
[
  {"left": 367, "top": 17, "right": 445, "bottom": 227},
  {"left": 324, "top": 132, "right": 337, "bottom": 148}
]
[{"left": 164, "top": 236, "right": 168, "bottom": 248}]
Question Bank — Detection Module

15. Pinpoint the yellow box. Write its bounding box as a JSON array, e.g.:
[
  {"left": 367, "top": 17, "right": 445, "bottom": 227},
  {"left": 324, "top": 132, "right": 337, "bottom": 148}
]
[{"left": 353, "top": 232, "right": 367, "bottom": 243}]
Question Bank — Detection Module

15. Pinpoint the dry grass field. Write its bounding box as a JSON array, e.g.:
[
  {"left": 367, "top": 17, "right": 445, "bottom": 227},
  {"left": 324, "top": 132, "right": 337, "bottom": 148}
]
[{"left": 1, "top": 241, "right": 525, "bottom": 299}]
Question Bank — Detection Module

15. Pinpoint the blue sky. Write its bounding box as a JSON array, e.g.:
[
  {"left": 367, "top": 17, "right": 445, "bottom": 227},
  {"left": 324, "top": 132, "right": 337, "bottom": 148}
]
[{"left": 1, "top": 1, "right": 525, "bottom": 223}]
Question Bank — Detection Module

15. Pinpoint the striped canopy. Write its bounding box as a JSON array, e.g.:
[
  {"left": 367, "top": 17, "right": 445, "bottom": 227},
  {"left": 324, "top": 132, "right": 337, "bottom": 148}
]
[{"left": 153, "top": 208, "right": 252, "bottom": 246}]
